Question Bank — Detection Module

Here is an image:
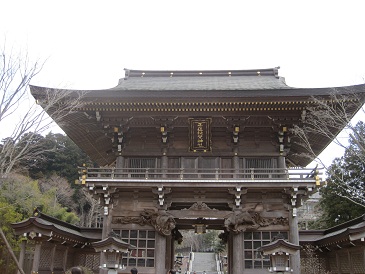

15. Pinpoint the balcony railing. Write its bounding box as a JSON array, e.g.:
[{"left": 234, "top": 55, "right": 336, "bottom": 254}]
[{"left": 79, "top": 167, "right": 321, "bottom": 183}]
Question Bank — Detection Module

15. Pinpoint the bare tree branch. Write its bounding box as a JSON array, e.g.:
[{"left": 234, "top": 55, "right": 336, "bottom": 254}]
[
  {"left": 78, "top": 189, "right": 102, "bottom": 228},
  {"left": 291, "top": 89, "right": 365, "bottom": 206},
  {"left": 0, "top": 44, "right": 87, "bottom": 274},
  {"left": 0, "top": 46, "right": 86, "bottom": 178}
]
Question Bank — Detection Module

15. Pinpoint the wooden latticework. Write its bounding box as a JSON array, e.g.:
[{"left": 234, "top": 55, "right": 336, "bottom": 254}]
[
  {"left": 74, "top": 253, "right": 86, "bottom": 267},
  {"left": 328, "top": 255, "right": 338, "bottom": 273},
  {"left": 85, "top": 254, "right": 100, "bottom": 272},
  {"left": 351, "top": 252, "right": 365, "bottom": 274},
  {"left": 53, "top": 248, "right": 65, "bottom": 269},
  {"left": 39, "top": 246, "right": 52, "bottom": 269},
  {"left": 339, "top": 253, "right": 351, "bottom": 274}
]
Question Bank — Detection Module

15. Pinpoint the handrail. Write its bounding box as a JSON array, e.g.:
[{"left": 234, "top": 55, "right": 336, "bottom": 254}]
[{"left": 79, "top": 167, "right": 322, "bottom": 181}]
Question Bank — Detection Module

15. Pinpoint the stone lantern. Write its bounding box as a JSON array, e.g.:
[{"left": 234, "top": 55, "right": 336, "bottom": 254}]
[
  {"left": 258, "top": 235, "right": 300, "bottom": 274},
  {"left": 92, "top": 236, "right": 135, "bottom": 274},
  {"left": 175, "top": 254, "right": 184, "bottom": 273}
]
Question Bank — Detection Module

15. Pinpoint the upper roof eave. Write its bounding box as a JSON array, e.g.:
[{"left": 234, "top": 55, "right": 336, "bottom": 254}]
[{"left": 29, "top": 83, "right": 365, "bottom": 101}]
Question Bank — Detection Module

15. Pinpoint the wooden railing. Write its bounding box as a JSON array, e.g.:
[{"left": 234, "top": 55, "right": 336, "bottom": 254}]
[{"left": 79, "top": 167, "right": 321, "bottom": 181}]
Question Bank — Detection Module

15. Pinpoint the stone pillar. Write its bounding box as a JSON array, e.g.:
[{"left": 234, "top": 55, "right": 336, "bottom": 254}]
[
  {"left": 155, "top": 232, "right": 167, "bottom": 274},
  {"left": 289, "top": 209, "right": 301, "bottom": 273},
  {"left": 31, "top": 241, "right": 42, "bottom": 274},
  {"left": 17, "top": 239, "right": 26, "bottom": 274},
  {"left": 231, "top": 232, "right": 243, "bottom": 274}
]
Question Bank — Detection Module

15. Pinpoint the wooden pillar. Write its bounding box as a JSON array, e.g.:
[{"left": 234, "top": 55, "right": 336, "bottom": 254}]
[
  {"left": 155, "top": 232, "right": 167, "bottom": 274},
  {"left": 227, "top": 233, "right": 233, "bottom": 274},
  {"left": 50, "top": 244, "right": 56, "bottom": 272},
  {"left": 231, "top": 232, "right": 243, "bottom": 274},
  {"left": 336, "top": 252, "right": 340, "bottom": 273},
  {"left": 102, "top": 202, "right": 113, "bottom": 239},
  {"left": 278, "top": 156, "right": 285, "bottom": 175},
  {"left": 278, "top": 155, "right": 285, "bottom": 169},
  {"left": 116, "top": 156, "right": 124, "bottom": 168},
  {"left": 17, "top": 240, "right": 26, "bottom": 274},
  {"left": 165, "top": 235, "right": 174, "bottom": 271},
  {"left": 100, "top": 205, "right": 113, "bottom": 274},
  {"left": 31, "top": 241, "right": 42, "bottom": 274},
  {"left": 348, "top": 249, "right": 353, "bottom": 274},
  {"left": 63, "top": 247, "right": 69, "bottom": 273},
  {"left": 233, "top": 148, "right": 239, "bottom": 179},
  {"left": 289, "top": 210, "right": 301, "bottom": 273},
  {"left": 278, "top": 155, "right": 286, "bottom": 179},
  {"left": 162, "top": 148, "right": 168, "bottom": 178}
]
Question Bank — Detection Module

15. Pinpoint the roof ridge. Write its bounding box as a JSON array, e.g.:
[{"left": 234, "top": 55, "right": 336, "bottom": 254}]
[
  {"left": 324, "top": 214, "right": 365, "bottom": 234},
  {"left": 123, "top": 67, "right": 280, "bottom": 79},
  {"left": 33, "top": 208, "right": 81, "bottom": 231}
]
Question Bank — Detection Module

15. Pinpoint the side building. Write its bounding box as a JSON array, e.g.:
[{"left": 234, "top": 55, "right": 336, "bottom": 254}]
[{"left": 15, "top": 68, "right": 365, "bottom": 274}]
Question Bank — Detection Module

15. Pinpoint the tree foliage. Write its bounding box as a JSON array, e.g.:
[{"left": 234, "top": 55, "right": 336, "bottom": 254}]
[
  {"left": 23, "top": 132, "right": 94, "bottom": 183},
  {"left": 0, "top": 173, "right": 79, "bottom": 224},
  {"left": 0, "top": 199, "right": 22, "bottom": 273},
  {"left": 0, "top": 173, "right": 80, "bottom": 273},
  {"left": 311, "top": 122, "right": 365, "bottom": 227},
  {"left": 177, "top": 230, "right": 225, "bottom": 253},
  {"left": 1, "top": 130, "right": 101, "bottom": 227}
]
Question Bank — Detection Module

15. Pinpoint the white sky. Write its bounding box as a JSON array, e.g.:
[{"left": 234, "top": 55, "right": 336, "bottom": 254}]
[{"left": 1, "top": 0, "right": 365, "bottom": 168}]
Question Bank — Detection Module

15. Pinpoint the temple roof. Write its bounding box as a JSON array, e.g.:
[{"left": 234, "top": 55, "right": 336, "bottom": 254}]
[
  {"left": 11, "top": 209, "right": 101, "bottom": 244},
  {"left": 259, "top": 238, "right": 301, "bottom": 255},
  {"left": 300, "top": 214, "right": 365, "bottom": 248},
  {"left": 31, "top": 68, "right": 365, "bottom": 101},
  {"left": 29, "top": 68, "right": 365, "bottom": 167},
  {"left": 112, "top": 68, "right": 290, "bottom": 91},
  {"left": 92, "top": 237, "right": 135, "bottom": 252}
]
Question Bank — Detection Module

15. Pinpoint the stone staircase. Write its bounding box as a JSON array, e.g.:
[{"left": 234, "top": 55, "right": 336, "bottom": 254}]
[{"left": 190, "top": 252, "right": 218, "bottom": 274}]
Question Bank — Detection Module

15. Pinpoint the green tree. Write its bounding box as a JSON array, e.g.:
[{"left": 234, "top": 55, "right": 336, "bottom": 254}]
[
  {"left": 0, "top": 199, "right": 23, "bottom": 244},
  {"left": 0, "top": 199, "right": 23, "bottom": 273},
  {"left": 314, "top": 121, "right": 365, "bottom": 227},
  {"left": 0, "top": 174, "right": 79, "bottom": 224},
  {"left": 25, "top": 132, "right": 93, "bottom": 184}
]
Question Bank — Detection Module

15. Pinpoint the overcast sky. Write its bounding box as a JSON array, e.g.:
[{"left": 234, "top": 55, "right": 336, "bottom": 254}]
[{"left": 1, "top": 0, "right": 365, "bottom": 167}]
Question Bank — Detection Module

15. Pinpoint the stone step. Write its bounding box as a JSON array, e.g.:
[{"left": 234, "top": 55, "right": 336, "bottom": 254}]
[{"left": 191, "top": 252, "right": 218, "bottom": 273}]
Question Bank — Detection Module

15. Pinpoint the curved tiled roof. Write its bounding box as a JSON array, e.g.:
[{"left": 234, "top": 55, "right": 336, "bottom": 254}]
[
  {"left": 300, "top": 214, "right": 365, "bottom": 247},
  {"left": 29, "top": 68, "right": 365, "bottom": 167},
  {"left": 11, "top": 210, "right": 101, "bottom": 243},
  {"left": 112, "top": 68, "right": 290, "bottom": 91}
]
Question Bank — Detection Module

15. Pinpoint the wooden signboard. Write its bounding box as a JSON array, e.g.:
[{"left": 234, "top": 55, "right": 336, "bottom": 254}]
[{"left": 189, "top": 118, "right": 211, "bottom": 152}]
